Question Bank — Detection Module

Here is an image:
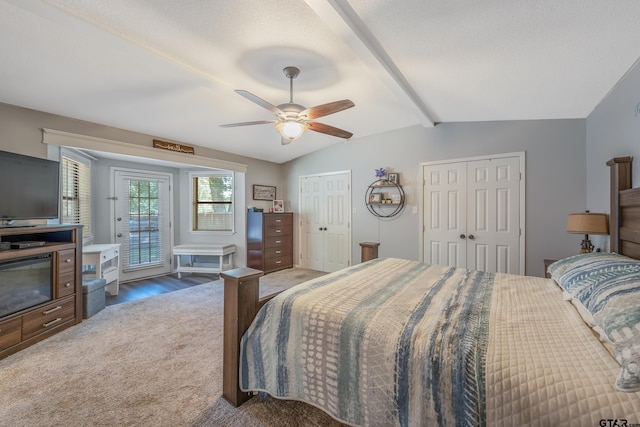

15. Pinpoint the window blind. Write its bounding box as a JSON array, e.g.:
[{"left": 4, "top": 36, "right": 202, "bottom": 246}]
[{"left": 61, "top": 155, "right": 92, "bottom": 239}]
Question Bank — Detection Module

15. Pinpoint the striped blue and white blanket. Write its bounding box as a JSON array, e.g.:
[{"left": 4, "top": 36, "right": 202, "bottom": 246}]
[{"left": 240, "top": 258, "right": 495, "bottom": 426}]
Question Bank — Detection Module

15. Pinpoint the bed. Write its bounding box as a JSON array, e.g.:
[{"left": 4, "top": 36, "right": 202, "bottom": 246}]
[{"left": 222, "top": 156, "right": 640, "bottom": 426}]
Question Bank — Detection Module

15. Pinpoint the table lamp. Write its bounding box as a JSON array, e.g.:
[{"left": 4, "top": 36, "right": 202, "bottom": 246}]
[{"left": 566, "top": 212, "right": 609, "bottom": 253}]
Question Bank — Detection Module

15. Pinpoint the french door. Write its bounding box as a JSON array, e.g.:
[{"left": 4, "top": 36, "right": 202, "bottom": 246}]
[
  {"left": 112, "top": 169, "right": 173, "bottom": 281},
  {"left": 299, "top": 171, "right": 351, "bottom": 272}
]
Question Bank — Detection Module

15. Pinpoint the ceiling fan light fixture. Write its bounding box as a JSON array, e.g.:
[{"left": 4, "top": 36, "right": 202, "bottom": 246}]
[{"left": 276, "top": 120, "right": 308, "bottom": 141}]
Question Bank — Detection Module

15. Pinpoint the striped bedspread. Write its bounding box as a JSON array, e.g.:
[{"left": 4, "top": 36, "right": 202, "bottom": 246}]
[{"left": 240, "top": 258, "right": 495, "bottom": 426}]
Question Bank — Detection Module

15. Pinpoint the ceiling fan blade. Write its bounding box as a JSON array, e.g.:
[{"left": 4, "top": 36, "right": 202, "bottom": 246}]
[
  {"left": 307, "top": 122, "right": 353, "bottom": 139},
  {"left": 235, "top": 90, "right": 284, "bottom": 116},
  {"left": 219, "top": 120, "right": 275, "bottom": 128},
  {"left": 301, "top": 99, "right": 355, "bottom": 120}
]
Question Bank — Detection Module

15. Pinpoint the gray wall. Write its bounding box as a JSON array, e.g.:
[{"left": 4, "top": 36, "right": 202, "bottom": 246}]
[
  {"left": 284, "top": 119, "right": 587, "bottom": 277},
  {"left": 586, "top": 59, "right": 640, "bottom": 254},
  {"left": 0, "top": 102, "right": 285, "bottom": 270}
]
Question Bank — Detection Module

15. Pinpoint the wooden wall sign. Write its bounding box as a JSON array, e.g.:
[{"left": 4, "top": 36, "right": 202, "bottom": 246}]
[{"left": 153, "top": 139, "right": 195, "bottom": 155}]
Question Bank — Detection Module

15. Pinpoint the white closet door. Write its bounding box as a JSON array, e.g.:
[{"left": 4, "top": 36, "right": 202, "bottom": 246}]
[
  {"left": 299, "top": 172, "right": 351, "bottom": 272},
  {"left": 323, "top": 173, "right": 350, "bottom": 272},
  {"left": 300, "top": 176, "right": 324, "bottom": 270},
  {"left": 423, "top": 162, "right": 467, "bottom": 268},
  {"left": 422, "top": 154, "right": 523, "bottom": 274},
  {"left": 466, "top": 157, "right": 520, "bottom": 274}
]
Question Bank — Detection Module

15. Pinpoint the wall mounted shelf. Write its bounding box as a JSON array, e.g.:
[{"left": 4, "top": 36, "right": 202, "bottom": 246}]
[{"left": 365, "top": 179, "right": 405, "bottom": 218}]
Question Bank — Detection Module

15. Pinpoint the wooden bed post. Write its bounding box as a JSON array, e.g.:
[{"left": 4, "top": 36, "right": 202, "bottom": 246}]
[
  {"left": 221, "top": 267, "right": 263, "bottom": 407},
  {"left": 607, "top": 157, "right": 632, "bottom": 253}
]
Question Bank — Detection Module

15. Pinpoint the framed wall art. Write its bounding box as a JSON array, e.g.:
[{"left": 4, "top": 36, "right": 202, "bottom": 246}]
[{"left": 253, "top": 184, "right": 276, "bottom": 201}]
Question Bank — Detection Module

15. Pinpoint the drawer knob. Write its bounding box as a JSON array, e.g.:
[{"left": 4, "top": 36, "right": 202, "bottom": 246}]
[
  {"left": 275, "top": 240, "right": 282, "bottom": 244},
  {"left": 65, "top": 258, "right": 72, "bottom": 263},
  {"left": 275, "top": 229, "right": 282, "bottom": 233},
  {"left": 276, "top": 219, "right": 282, "bottom": 223},
  {"left": 275, "top": 260, "right": 282, "bottom": 264},
  {"left": 65, "top": 283, "right": 72, "bottom": 288},
  {"left": 276, "top": 250, "right": 281, "bottom": 254}
]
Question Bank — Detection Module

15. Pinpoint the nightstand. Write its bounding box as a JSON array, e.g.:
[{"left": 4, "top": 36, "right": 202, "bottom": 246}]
[{"left": 544, "top": 259, "right": 558, "bottom": 278}]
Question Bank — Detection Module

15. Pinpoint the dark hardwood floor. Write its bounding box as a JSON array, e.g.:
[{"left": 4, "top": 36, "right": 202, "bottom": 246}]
[{"left": 106, "top": 273, "right": 218, "bottom": 306}]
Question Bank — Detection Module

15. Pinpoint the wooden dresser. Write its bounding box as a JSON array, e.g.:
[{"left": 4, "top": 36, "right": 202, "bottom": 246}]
[{"left": 247, "top": 211, "right": 293, "bottom": 273}]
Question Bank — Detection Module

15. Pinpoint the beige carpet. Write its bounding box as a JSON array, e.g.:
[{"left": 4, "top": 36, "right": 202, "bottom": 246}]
[{"left": 0, "top": 268, "right": 347, "bottom": 427}]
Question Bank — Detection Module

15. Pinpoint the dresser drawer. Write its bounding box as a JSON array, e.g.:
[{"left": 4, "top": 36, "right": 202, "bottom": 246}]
[
  {"left": 264, "top": 256, "right": 293, "bottom": 272},
  {"left": 57, "top": 271, "right": 75, "bottom": 298},
  {"left": 0, "top": 317, "right": 22, "bottom": 351},
  {"left": 264, "top": 235, "right": 292, "bottom": 249},
  {"left": 264, "top": 214, "right": 292, "bottom": 227},
  {"left": 264, "top": 246, "right": 292, "bottom": 259},
  {"left": 57, "top": 249, "right": 76, "bottom": 275},
  {"left": 265, "top": 225, "right": 292, "bottom": 238},
  {"left": 22, "top": 296, "right": 75, "bottom": 341}
]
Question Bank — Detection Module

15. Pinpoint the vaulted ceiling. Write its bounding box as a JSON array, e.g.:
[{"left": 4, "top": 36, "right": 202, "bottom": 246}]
[{"left": 1, "top": 1, "right": 640, "bottom": 163}]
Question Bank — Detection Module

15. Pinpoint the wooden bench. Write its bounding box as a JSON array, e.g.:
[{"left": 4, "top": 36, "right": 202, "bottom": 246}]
[{"left": 172, "top": 244, "right": 235, "bottom": 278}]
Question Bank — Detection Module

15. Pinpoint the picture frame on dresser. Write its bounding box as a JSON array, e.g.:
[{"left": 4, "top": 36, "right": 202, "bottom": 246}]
[{"left": 273, "top": 200, "right": 284, "bottom": 213}]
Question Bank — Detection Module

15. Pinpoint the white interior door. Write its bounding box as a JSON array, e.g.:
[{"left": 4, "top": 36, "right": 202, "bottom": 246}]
[
  {"left": 300, "top": 175, "right": 323, "bottom": 271},
  {"left": 423, "top": 162, "right": 467, "bottom": 268},
  {"left": 322, "top": 173, "right": 350, "bottom": 272},
  {"left": 422, "top": 154, "right": 524, "bottom": 274},
  {"left": 466, "top": 157, "right": 521, "bottom": 273},
  {"left": 112, "top": 169, "right": 172, "bottom": 281},
  {"left": 299, "top": 172, "right": 351, "bottom": 272}
]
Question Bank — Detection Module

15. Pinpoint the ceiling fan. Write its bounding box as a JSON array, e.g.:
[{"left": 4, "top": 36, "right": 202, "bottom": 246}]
[{"left": 220, "top": 66, "right": 355, "bottom": 145}]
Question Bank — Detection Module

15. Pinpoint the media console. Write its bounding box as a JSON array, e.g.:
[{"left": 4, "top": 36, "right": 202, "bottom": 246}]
[{"left": 0, "top": 224, "right": 83, "bottom": 360}]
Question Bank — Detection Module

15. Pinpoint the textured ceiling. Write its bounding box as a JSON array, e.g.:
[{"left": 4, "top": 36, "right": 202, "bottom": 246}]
[{"left": 1, "top": 0, "right": 640, "bottom": 164}]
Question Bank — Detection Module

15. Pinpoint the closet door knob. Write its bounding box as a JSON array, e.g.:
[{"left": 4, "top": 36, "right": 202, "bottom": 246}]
[
  {"left": 459, "top": 234, "right": 466, "bottom": 239},
  {"left": 468, "top": 234, "right": 475, "bottom": 240}
]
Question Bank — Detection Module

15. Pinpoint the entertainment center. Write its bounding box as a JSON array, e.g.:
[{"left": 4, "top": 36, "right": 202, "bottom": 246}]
[{"left": 0, "top": 224, "right": 82, "bottom": 360}]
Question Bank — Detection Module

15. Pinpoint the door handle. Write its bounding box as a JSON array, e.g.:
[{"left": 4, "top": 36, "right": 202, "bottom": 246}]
[
  {"left": 459, "top": 234, "right": 466, "bottom": 239},
  {"left": 117, "top": 233, "right": 123, "bottom": 238},
  {"left": 468, "top": 234, "right": 475, "bottom": 240}
]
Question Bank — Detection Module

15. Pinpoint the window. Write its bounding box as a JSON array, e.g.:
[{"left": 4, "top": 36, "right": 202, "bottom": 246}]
[
  {"left": 61, "top": 151, "right": 92, "bottom": 240},
  {"left": 191, "top": 172, "right": 234, "bottom": 232}
]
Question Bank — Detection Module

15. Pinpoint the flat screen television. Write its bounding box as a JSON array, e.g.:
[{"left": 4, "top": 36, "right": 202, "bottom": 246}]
[{"left": 0, "top": 149, "right": 60, "bottom": 221}]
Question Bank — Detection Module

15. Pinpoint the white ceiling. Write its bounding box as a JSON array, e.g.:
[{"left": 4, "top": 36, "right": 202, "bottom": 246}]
[{"left": 1, "top": 1, "right": 640, "bottom": 164}]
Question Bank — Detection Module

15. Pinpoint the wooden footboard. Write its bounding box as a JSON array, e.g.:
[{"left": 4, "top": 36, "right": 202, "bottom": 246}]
[{"left": 220, "top": 267, "right": 282, "bottom": 406}]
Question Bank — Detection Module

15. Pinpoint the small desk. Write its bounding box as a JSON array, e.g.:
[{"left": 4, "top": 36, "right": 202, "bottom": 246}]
[
  {"left": 173, "top": 244, "right": 235, "bottom": 278},
  {"left": 83, "top": 244, "right": 121, "bottom": 296}
]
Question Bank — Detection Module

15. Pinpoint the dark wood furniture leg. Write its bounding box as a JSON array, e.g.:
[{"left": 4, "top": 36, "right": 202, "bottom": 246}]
[{"left": 221, "top": 267, "right": 263, "bottom": 407}]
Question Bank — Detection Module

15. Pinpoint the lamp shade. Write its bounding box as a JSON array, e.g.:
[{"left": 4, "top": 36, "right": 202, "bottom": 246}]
[{"left": 566, "top": 212, "right": 609, "bottom": 235}]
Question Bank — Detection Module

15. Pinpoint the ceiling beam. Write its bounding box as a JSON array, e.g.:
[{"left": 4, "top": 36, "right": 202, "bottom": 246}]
[{"left": 305, "top": 0, "right": 435, "bottom": 127}]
